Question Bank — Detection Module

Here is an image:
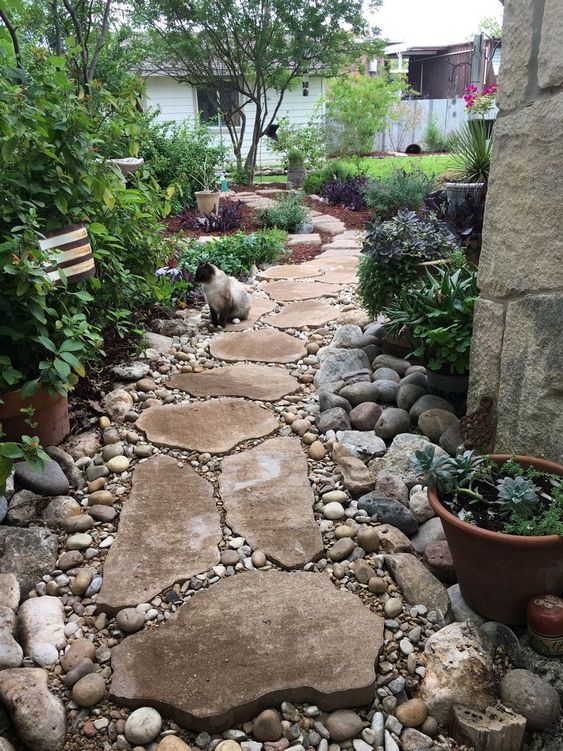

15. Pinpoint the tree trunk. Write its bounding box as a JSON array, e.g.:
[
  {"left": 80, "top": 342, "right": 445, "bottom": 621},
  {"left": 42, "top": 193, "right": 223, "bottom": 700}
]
[{"left": 244, "top": 104, "right": 263, "bottom": 184}]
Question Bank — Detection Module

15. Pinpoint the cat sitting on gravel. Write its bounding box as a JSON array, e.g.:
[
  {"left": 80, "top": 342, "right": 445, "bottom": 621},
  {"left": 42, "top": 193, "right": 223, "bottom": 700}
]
[{"left": 194, "top": 262, "right": 251, "bottom": 328}]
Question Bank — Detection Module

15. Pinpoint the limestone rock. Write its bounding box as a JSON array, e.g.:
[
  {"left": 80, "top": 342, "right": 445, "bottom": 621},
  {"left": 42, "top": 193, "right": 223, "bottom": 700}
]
[
  {"left": 169, "top": 364, "right": 300, "bottom": 402},
  {"left": 110, "top": 572, "right": 384, "bottom": 731},
  {"left": 376, "top": 525, "right": 413, "bottom": 554},
  {"left": 101, "top": 388, "right": 134, "bottom": 422},
  {"left": 0, "top": 607, "right": 23, "bottom": 669},
  {"left": 0, "top": 527, "right": 58, "bottom": 597},
  {"left": 19, "top": 596, "right": 66, "bottom": 665},
  {"left": 334, "top": 431, "right": 386, "bottom": 461},
  {"left": 375, "top": 474, "right": 409, "bottom": 506},
  {"left": 315, "top": 349, "right": 371, "bottom": 388},
  {"left": 408, "top": 487, "right": 434, "bottom": 523},
  {"left": 143, "top": 331, "right": 174, "bottom": 355},
  {"left": 368, "top": 434, "right": 447, "bottom": 487},
  {"left": 500, "top": 669, "right": 561, "bottom": 730},
  {"left": 97, "top": 455, "right": 221, "bottom": 613},
  {"left": 418, "top": 622, "right": 496, "bottom": 724},
  {"left": 112, "top": 361, "right": 150, "bottom": 381},
  {"left": 0, "top": 574, "right": 20, "bottom": 610},
  {"left": 384, "top": 553, "right": 448, "bottom": 612},
  {"left": 411, "top": 517, "right": 446, "bottom": 555},
  {"left": 63, "top": 430, "right": 100, "bottom": 460},
  {"left": 424, "top": 540, "right": 456, "bottom": 584},
  {"left": 220, "top": 438, "right": 323, "bottom": 569},
  {"left": 136, "top": 399, "right": 277, "bottom": 453},
  {"left": 338, "top": 457, "right": 374, "bottom": 496},
  {"left": 0, "top": 668, "right": 66, "bottom": 751},
  {"left": 210, "top": 330, "right": 306, "bottom": 364}
]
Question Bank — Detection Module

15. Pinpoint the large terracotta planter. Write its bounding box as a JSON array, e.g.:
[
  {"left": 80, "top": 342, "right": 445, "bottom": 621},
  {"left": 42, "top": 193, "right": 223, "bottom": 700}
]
[
  {"left": 0, "top": 386, "right": 69, "bottom": 446},
  {"left": 287, "top": 166, "right": 306, "bottom": 189},
  {"left": 428, "top": 455, "right": 563, "bottom": 626},
  {"left": 39, "top": 223, "right": 95, "bottom": 284},
  {"left": 195, "top": 191, "right": 220, "bottom": 215}
]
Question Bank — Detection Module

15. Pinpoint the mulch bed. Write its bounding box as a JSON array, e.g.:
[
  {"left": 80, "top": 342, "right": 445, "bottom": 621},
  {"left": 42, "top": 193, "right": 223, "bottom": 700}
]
[
  {"left": 163, "top": 201, "right": 260, "bottom": 239},
  {"left": 305, "top": 197, "right": 371, "bottom": 232}
]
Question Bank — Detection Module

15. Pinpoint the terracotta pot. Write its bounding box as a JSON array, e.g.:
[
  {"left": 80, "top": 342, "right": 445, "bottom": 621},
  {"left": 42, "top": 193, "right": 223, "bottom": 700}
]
[
  {"left": 287, "top": 166, "right": 306, "bottom": 189},
  {"left": 0, "top": 386, "right": 69, "bottom": 446},
  {"left": 39, "top": 223, "right": 95, "bottom": 284},
  {"left": 195, "top": 191, "right": 220, "bottom": 215},
  {"left": 426, "top": 369, "right": 469, "bottom": 412},
  {"left": 428, "top": 455, "right": 563, "bottom": 626}
]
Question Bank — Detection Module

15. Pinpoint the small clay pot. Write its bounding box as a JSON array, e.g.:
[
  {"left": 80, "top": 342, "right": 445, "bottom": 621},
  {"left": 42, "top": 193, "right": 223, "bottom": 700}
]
[
  {"left": 527, "top": 595, "right": 563, "bottom": 656},
  {"left": 0, "top": 386, "right": 70, "bottom": 445}
]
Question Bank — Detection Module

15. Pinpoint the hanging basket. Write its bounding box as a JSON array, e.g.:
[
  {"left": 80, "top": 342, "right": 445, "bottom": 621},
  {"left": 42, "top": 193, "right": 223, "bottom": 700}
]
[{"left": 39, "top": 223, "right": 96, "bottom": 284}]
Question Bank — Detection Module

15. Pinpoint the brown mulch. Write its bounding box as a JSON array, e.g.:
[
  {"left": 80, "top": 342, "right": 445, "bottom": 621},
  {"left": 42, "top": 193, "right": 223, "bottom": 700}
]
[
  {"left": 163, "top": 201, "right": 260, "bottom": 239},
  {"left": 305, "top": 197, "right": 371, "bottom": 231}
]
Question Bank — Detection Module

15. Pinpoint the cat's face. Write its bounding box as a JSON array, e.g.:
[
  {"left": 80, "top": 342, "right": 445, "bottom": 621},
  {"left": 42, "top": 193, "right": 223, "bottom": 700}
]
[{"left": 194, "top": 262, "right": 216, "bottom": 284}]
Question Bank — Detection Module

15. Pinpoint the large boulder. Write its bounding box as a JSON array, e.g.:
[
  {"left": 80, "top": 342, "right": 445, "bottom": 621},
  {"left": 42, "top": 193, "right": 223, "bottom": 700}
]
[
  {"left": 0, "top": 528, "right": 58, "bottom": 597},
  {"left": 368, "top": 433, "right": 447, "bottom": 487},
  {"left": 315, "top": 349, "right": 371, "bottom": 388}
]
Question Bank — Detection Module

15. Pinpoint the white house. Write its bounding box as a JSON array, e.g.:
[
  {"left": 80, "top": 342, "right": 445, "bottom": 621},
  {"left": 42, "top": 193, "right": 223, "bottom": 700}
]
[{"left": 143, "top": 75, "right": 326, "bottom": 166}]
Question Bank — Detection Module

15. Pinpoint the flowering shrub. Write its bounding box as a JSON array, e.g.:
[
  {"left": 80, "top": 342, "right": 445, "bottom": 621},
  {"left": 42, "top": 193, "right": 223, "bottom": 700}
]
[{"left": 463, "top": 83, "right": 497, "bottom": 117}]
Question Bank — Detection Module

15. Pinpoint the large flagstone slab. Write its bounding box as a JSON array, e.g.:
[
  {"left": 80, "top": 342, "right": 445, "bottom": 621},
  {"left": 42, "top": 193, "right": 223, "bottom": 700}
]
[
  {"left": 220, "top": 438, "right": 323, "bottom": 568},
  {"left": 320, "top": 268, "right": 358, "bottom": 285},
  {"left": 110, "top": 571, "right": 384, "bottom": 731},
  {"left": 317, "top": 247, "right": 363, "bottom": 259},
  {"left": 169, "top": 363, "right": 300, "bottom": 401},
  {"left": 210, "top": 329, "right": 306, "bottom": 363},
  {"left": 263, "top": 300, "right": 340, "bottom": 329},
  {"left": 136, "top": 399, "right": 278, "bottom": 453},
  {"left": 303, "top": 256, "right": 360, "bottom": 271},
  {"left": 260, "top": 280, "right": 341, "bottom": 302},
  {"left": 256, "top": 265, "right": 323, "bottom": 281},
  {"left": 97, "top": 456, "right": 221, "bottom": 613},
  {"left": 224, "top": 295, "right": 277, "bottom": 331}
]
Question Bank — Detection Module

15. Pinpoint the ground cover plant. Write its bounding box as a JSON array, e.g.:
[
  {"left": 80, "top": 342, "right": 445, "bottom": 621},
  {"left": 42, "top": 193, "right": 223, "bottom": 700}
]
[
  {"left": 257, "top": 192, "right": 309, "bottom": 233},
  {"left": 413, "top": 447, "right": 563, "bottom": 537},
  {"left": 357, "top": 210, "right": 460, "bottom": 318}
]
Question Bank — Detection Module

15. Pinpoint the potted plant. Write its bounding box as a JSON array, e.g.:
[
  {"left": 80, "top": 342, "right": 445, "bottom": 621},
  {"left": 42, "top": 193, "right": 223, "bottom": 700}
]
[
  {"left": 412, "top": 447, "right": 563, "bottom": 625},
  {"left": 194, "top": 151, "right": 220, "bottom": 215},
  {"left": 287, "top": 148, "right": 307, "bottom": 189},
  {"left": 445, "top": 119, "right": 491, "bottom": 206},
  {"left": 382, "top": 264, "right": 478, "bottom": 408}
]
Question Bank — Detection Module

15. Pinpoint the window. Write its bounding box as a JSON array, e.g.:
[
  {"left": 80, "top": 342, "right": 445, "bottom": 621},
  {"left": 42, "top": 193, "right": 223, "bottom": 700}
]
[{"left": 196, "top": 85, "right": 240, "bottom": 126}]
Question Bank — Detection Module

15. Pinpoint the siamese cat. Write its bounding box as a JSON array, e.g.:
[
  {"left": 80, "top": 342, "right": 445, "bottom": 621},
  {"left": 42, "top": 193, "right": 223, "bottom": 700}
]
[{"left": 194, "top": 262, "right": 251, "bottom": 327}]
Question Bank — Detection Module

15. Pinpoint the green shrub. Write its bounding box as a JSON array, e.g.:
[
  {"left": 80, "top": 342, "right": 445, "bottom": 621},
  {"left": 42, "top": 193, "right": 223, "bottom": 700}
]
[
  {"left": 357, "top": 210, "right": 459, "bottom": 318},
  {"left": 257, "top": 192, "right": 309, "bottom": 232},
  {"left": 177, "top": 229, "right": 288, "bottom": 278},
  {"left": 303, "top": 171, "right": 324, "bottom": 194},
  {"left": 449, "top": 120, "right": 491, "bottom": 183},
  {"left": 363, "top": 168, "right": 436, "bottom": 218},
  {"left": 424, "top": 116, "right": 447, "bottom": 152},
  {"left": 303, "top": 160, "right": 359, "bottom": 194},
  {"left": 268, "top": 111, "right": 327, "bottom": 169}
]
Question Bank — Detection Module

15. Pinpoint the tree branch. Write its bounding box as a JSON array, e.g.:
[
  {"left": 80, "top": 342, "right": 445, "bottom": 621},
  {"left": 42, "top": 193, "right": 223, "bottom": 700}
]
[{"left": 0, "top": 8, "right": 23, "bottom": 69}]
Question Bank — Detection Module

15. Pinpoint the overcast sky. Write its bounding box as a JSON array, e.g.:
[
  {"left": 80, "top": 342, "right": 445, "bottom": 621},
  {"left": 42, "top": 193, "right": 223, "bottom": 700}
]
[{"left": 373, "top": 0, "right": 503, "bottom": 46}]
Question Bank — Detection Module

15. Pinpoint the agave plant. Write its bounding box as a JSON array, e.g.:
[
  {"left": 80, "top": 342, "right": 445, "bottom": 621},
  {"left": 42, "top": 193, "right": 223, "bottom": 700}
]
[{"left": 450, "top": 120, "right": 492, "bottom": 183}]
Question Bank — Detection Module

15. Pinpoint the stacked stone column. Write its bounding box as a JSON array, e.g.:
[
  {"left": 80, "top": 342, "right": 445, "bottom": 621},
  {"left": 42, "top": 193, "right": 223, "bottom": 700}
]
[{"left": 468, "top": 0, "right": 563, "bottom": 462}]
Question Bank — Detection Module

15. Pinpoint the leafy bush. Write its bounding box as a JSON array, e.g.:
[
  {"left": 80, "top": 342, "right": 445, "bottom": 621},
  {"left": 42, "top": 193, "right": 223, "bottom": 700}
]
[
  {"left": 363, "top": 168, "right": 436, "bottom": 218},
  {"left": 303, "top": 160, "right": 359, "bottom": 194},
  {"left": 257, "top": 192, "right": 309, "bottom": 232},
  {"left": 268, "top": 111, "right": 327, "bottom": 169},
  {"left": 449, "top": 120, "right": 491, "bottom": 183},
  {"left": 357, "top": 210, "right": 459, "bottom": 317},
  {"left": 382, "top": 264, "right": 478, "bottom": 375},
  {"left": 177, "top": 229, "right": 288, "bottom": 278},
  {"left": 288, "top": 149, "right": 305, "bottom": 168},
  {"left": 320, "top": 176, "right": 369, "bottom": 210},
  {"left": 178, "top": 200, "right": 245, "bottom": 232},
  {"left": 424, "top": 116, "right": 447, "bottom": 152}
]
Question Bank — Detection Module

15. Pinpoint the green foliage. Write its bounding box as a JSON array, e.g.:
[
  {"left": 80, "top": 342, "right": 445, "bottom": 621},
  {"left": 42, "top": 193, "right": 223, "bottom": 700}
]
[
  {"left": 325, "top": 73, "right": 404, "bottom": 156},
  {"left": 288, "top": 149, "right": 305, "bottom": 168},
  {"left": 363, "top": 168, "right": 436, "bottom": 218},
  {"left": 411, "top": 446, "right": 486, "bottom": 495},
  {"left": 357, "top": 210, "right": 459, "bottom": 317},
  {"left": 268, "top": 111, "right": 327, "bottom": 169},
  {"left": 0, "top": 433, "right": 50, "bottom": 496},
  {"left": 257, "top": 191, "right": 309, "bottom": 233},
  {"left": 496, "top": 476, "right": 540, "bottom": 518},
  {"left": 177, "top": 229, "right": 288, "bottom": 278},
  {"left": 450, "top": 120, "right": 492, "bottom": 183},
  {"left": 303, "top": 159, "right": 358, "bottom": 194},
  {"left": 383, "top": 264, "right": 478, "bottom": 375},
  {"left": 424, "top": 116, "right": 447, "bottom": 152}
]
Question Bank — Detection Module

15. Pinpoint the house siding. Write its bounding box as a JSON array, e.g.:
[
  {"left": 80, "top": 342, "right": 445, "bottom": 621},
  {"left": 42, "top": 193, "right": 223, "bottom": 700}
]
[{"left": 143, "top": 75, "right": 325, "bottom": 166}]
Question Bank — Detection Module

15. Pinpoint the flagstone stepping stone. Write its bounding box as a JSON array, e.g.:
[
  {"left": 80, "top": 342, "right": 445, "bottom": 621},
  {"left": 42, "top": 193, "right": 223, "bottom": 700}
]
[
  {"left": 256, "top": 265, "right": 323, "bottom": 281},
  {"left": 263, "top": 300, "right": 340, "bottom": 329},
  {"left": 320, "top": 268, "right": 358, "bottom": 285},
  {"left": 110, "top": 571, "right": 384, "bottom": 731},
  {"left": 303, "top": 256, "right": 359, "bottom": 271},
  {"left": 260, "top": 280, "right": 341, "bottom": 302},
  {"left": 210, "top": 329, "right": 306, "bottom": 363},
  {"left": 220, "top": 437, "right": 323, "bottom": 568},
  {"left": 97, "top": 455, "right": 221, "bottom": 613},
  {"left": 169, "top": 363, "right": 300, "bottom": 401},
  {"left": 287, "top": 233, "right": 322, "bottom": 248},
  {"left": 224, "top": 296, "right": 277, "bottom": 331},
  {"left": 136, "top": 399, "right": 278, "bottom": 453}
]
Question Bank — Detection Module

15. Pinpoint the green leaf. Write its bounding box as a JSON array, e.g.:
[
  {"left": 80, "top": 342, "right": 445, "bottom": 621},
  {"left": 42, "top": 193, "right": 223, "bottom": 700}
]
[
  {"left": 0, "top": 443, "right": 24, "bottom": 459},
  {"left": 53, "top": 358, "right": 71, "bottom": 379}
]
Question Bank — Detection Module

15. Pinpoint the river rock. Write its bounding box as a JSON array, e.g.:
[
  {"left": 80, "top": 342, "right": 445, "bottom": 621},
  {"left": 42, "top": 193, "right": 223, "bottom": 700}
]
[
  {"left": 408, "top": 487, "right": 434, "bottom": 523},
  {"left": 113, "top": 361, "right": 150, "bottom": 381},
  {"left": 253, "top": 709, "right": 283, "bottom": 741},
  {"left": 329, "top": 538, "right": 355, "bottom": 561},
  {"left": 372, "top": 355, "right": 410, "bottom": 375},
  {"left": 411, "top": 517, "right": 446, "bottom": 555},
  {"left": 0, "top": 668, "right": 66, "bottom": 751},
  {"left": 354, "top": 559, "right": 377, "bottom": 584},
  {"left": 125, "top": 706, "right": 163, "bottom": 744},
  {"left": 19, "top": 597, "right": 66, "bottom": 665},
  {"left": 6, "top": 489, "right": 44, "bottom": 524},
  {"left": 335, "top": 431, "right": 386, "bottom": 461},
  {"left": 418, "top": 409, "right": 459, "bottom": 443},
  {"left": 447, "top": 584, "right": 486, "bottom": 625},
  {"left": 396, "top": 383, "right": 427, "bottom": 412},
  {"left": 60, "top": 638, "right": 97, "bottom": 672},
  {"left": 64, "top": 430, "right": 100, "bottom": 460},
  {"left": 424, "top": 540, "right": 456, "bottom": 584},
  {"left": 395, "top": 699, "right": 428, "bottom": 728},
  {"left": 357, "top": 494, "right": 418, "bottom": 536},
  {"left": 325, "top": 709, "right": 363, "bottom": 741},
  {"left": 376, "top": 525, "right": 413, "bottom": 554},
  {"left": 116, "top": 608, "right": 145, "bottom": 634},
  {"left": 439, "top": 419, "right": 464, "bottom": 456},
  {"left": 374, "top": 409, "right": 410, "bottom": 441},
  {"left": 375, "top": 474, "right": 409, "bottom": 505},
  {"left": 42, "top": 495, "right": 81, "bottom": 526},
  {"left": 372, "top": 380, "right": 399, "bottom": 403},
  {"left": 317, "top": 408, "right": 351, "bottom": 433},
  {"left": 14, "top": 459, "right": 69, "bottom": 496},
  {"left": 384, "top": 553, "right": 448, "bottom": 612},
  {"left": 372, "top": 367, "right": 400, "bottom": 383},
  {"left": 319, "top": 391, "right": 352, "bottom": 414},
  {"left": 500, "top": 669, "right": 560, "bottom": 730},
  {"left": 400, "top": 728, "right": 432, "bottom": 750},
  {"left": 0, "top": 607, "right": 23, "bottom": 669},
  {"left": 102, "top": 388, "right": 134, "bottom": 422},
  {"left": 72, "top": 672, "right": 106, "bottom": 707},
  {"left": 418, "top": 622, "right": 495, "bottom": 724},
  {"left": 409, "top": 395, "right": 456, "bottom": 424},
  {"left": 349, "top": 403, "right": 382, "bottom": 431},
  {"left": 338, "top": 456, "right": 374, "bottom": 496},
  {"left": 315, "top": 349, "right": 371, "bottom": 388},
  {"left": 356, "top": 527, "right": 379, "bottom": 553}
]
